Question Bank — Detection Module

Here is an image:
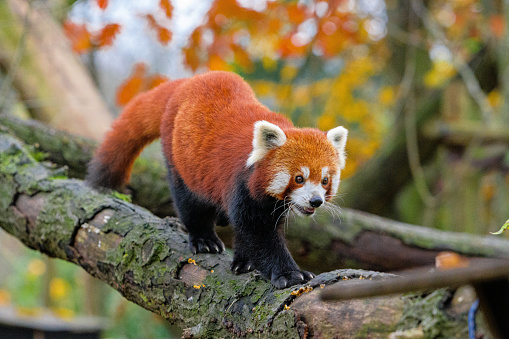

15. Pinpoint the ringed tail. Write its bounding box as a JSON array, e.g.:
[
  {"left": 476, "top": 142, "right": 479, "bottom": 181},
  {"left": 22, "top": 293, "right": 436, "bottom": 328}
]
[{"left": 86, "top": 79, "right": 185, "bottom": 190}]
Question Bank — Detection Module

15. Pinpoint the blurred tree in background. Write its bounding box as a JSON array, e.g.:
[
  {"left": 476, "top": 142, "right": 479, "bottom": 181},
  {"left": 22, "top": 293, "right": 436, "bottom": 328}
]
[{"left": 1, "top": 0, "right": 509, "bottom": 337}]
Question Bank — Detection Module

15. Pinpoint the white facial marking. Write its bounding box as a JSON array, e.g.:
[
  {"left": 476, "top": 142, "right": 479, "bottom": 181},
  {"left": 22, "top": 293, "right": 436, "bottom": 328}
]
[
  {"left": 289, "top": 181, "right": 327, "bottom": 216},
  {"left": 246, "top": 120, "right": 287, "bottom": 167},
  {"left": 330, "top": 173, "right": 340, "bottom": 197},
  {"left": 327, "top": 126, "right": 348, "bottom": 169},
  {"left": 301, "top": 166, "right": 310, "bottom": 180},
  {"left": 267, "top": 170, "right": 291, "bottom": 195}
]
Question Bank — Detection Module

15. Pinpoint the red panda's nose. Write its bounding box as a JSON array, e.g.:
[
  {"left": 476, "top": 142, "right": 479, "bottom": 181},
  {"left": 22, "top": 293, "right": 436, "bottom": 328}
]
[{"left": 309, "top": 195, "right": 323, "bottom": 208}]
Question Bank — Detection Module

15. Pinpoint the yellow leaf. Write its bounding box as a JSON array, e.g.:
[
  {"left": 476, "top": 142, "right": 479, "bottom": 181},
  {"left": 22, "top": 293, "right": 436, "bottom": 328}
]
[
  {"left": 280, "top": 64, "right": 298, "bottom": 81},
  {"left": 0, "top": 289, "right": 11, "bottom": 305},
  {"left": 487, "top": 90, "right": 502, "bottom": 108},
  {"left": 253, "top": 81, "right": 272, "bottom": 96},
  {"left": 424, "top": 61, "right": 456, "bottom": 88},
  {"left": 27, "top": 259, "right": 46, "bottom": 278},
  {"left": 52, "top": 307, "right": 75, "bottom": 319},
  {"left": 262, "top": 56, "right": 277, "bottom": 71},
  {"left": 50, "top": 278, "right": 71, "bottom": 301},
  {"left": 379, "top": 86, "right": 396, "bottom": 106},
  {"left": 16, "top": 307, "right": 43, "bottom": 317},
  {"left": 293, "top": 86, "right": 310, "bottom": 107},
  {"left": 317, "top": 114, "right": 336, "bottom": 131}
]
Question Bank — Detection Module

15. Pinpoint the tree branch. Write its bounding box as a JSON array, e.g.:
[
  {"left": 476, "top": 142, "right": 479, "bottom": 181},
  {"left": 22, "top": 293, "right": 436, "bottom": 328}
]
[
  {"left": 3, "top": 113, "right": 509, "bottom": 276},
  {"left": 1, "top": 127, "right": 420, "bottom": 337}
]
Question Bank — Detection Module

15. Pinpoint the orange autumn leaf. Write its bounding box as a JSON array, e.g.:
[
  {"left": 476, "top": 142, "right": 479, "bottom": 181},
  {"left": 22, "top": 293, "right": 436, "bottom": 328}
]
[
  {"left": 435, "top": 252, "right": 469, "bottom": 270},
  {"left": 208, "top": 54, "right": 230, "bottom": 71},
  {"left": 157, "top": 26, "right": 172, "bottom": 45},
  {"left": 490, "top": 15, "right": 505, "bottom": 38},
  {"left": 148, "top": 74, "right": 168, "bottom": 89},
  {"left": 277, "top": 34, "right": 308, "bottom": 58},
  {"left": 183, "top": 46, "right": 201, "bottom": 71},
  {"left": 96, "top": 0, "right": 108, "bottom": 10},
  {"left": 160, "top": 0, "right": 173, "bottom": 19},
  {"left": 63, "top": 20, "right": 92, "bottom": 54},
  {"left": 116, "top": 63, "right": 146, "bottom": 106},
  {"left": 96, "top": 23, "right": 121, "bottom": 48},
  {"left": 286, "top": 3, "right": 308, "bottom": 25},
  {"left": 232, "top": 44, "right": 253, "bottom": 70},
  {"left": 145, "top": 14, "right": 172, "bottom": 45},
  {"left": 116, "top": 63, "right": 168, "bottom": 106}
]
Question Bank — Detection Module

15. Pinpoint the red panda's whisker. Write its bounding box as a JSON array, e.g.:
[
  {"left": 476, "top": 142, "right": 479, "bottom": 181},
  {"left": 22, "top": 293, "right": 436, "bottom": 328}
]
[
  {"left": 323, "top": 201, "right": 342, "bottom": 220},
  {"left": 274, "top": 202, "right": 292, "bottom": 230},
  {"left": 271, "top": 196, "right": 290, "bottom": 215}
]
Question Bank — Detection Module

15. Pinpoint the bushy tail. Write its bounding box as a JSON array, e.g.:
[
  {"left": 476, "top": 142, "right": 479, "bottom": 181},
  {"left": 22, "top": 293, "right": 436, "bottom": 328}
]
[{"left": 86, "top": 79, "right": 185, "bottom": 191}]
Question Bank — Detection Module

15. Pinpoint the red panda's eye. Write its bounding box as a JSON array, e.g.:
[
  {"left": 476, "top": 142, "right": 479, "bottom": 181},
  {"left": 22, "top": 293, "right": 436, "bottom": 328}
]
[
  {"left": 322, "top": 177, "right": 329, "bottom": 185},
  {"left": 295, "top": 175, "right": 304, "bottom": 184}
]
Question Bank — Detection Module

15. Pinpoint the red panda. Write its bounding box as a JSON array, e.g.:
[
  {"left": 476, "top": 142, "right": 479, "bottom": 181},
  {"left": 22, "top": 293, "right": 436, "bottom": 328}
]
[{"left": 87, "top": 71, "right": 348, "bottom": 288}]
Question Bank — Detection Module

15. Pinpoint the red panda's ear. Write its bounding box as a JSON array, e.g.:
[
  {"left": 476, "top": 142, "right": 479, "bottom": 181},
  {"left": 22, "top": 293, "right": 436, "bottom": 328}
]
[
  {"left": 327, "top": 126, "right": 348, "bottom": 169},
  {"left": 246, "top": 120, "right": 286, "bottom": 167}
]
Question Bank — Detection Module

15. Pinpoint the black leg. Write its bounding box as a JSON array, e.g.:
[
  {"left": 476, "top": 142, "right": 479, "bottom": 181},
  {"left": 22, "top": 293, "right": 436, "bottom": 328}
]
[
  {"left": 228, "top": 182, "right": 314, "bottom": 288},
  {"left": 167, "top": 166, "right": 225, "bottom": 254}
]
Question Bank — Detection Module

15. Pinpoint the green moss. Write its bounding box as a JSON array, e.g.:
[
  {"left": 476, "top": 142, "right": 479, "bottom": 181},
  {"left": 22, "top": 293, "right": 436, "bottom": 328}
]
[
  {"left": 0, "top": 174, "right": 16, "bottom": 211},
  {"left": 397, "top": 290, "right": 468, "bottom": 338},
  {"left": 355, "top": 321, "right": 397, "bottom": 338},
  {"left": 110, "top": 191, "right": 132, "bottom": 202}
]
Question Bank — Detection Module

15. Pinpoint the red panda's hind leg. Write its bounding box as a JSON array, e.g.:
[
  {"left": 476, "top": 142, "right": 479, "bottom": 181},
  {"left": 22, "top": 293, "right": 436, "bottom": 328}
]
[{"left": 167, "top": 167, "right": 225, "bottom": 254}]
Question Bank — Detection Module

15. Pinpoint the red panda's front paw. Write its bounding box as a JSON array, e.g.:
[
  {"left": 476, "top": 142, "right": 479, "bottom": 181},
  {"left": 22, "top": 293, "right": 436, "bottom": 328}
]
[
  {"left": 189, "top": 234, "right": 225, "bottom": 254},
  {"left": 272, "top": 270, "right": 316, "bottom": 289}
]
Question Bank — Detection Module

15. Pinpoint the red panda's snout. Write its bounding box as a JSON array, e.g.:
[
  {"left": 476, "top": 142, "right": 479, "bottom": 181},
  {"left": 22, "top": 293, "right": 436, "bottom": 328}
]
[{"left": 284, "top": 166, "right": 336, "bottom": 216}]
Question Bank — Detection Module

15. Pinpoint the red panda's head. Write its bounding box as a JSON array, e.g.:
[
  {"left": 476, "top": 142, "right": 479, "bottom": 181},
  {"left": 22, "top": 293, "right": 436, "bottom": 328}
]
[{"left": 247, "top": 120, "right": 348, "bottom": 216}]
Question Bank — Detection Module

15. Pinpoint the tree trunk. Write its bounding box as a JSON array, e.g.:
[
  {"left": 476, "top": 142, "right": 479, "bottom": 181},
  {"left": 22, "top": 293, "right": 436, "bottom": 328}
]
[
  {"left": 0, "top": 0, "right": 112, "bottom": 140},
  {"left": 0, "top": 125, "right": 477, "bottom": 338}
]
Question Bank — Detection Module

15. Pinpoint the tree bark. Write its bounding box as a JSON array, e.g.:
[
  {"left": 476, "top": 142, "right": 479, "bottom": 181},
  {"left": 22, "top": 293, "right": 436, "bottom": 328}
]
[
  {"left": 0, "top": 0, "right": 112, "bottom": 140},
  {"left": 0, "top": 125, "right": 477, "bottom": 338}
]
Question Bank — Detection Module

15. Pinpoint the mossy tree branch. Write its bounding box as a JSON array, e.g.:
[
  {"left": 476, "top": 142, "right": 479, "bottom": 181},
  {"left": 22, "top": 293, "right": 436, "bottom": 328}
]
[
  {"left": 0, "top": 122, "right": 480, "bottom": 337},
  {"left": 0, "top": 126, "right": 409, "bottom": 337},
  {"left": 3, "top": 113, "right": 509, "bottom": 275}
]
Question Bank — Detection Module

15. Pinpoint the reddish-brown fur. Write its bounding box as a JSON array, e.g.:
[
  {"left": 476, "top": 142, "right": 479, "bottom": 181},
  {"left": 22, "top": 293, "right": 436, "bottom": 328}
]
[
  {"left": 88, "top": 71, "right": 343, "bottom": 288},
  {"left": 89, "top": 79, "right": 184, "bottom": 189},
  {"left": 90, "top": 71, "right": 338, "bottom": 208},
  {"left": 160, "top": 72, "right": 296, "bottom": 208}
]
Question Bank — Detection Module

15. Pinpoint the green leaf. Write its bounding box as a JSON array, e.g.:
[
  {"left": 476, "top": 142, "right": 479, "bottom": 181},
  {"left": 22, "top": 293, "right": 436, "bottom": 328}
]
[{"left": 491, "top": 219, "right": 509, "bottom": 235}]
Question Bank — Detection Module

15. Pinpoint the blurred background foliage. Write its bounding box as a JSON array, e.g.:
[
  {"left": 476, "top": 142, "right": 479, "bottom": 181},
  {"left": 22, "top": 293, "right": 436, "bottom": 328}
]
[{"left": 0, "top": 0, "right": 508, "bottom": 337}]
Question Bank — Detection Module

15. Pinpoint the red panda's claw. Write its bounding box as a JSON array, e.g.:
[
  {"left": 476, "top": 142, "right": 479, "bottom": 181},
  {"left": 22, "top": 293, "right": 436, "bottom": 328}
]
[
  {"left": 189, "top": 236, "right": 225, "bottom": 255},
  {"left": 272, "top": 270, "right": 316, "bottom": 289},
  {"left": 231, "top": 261, "right": 255, "bottom": 275}
]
